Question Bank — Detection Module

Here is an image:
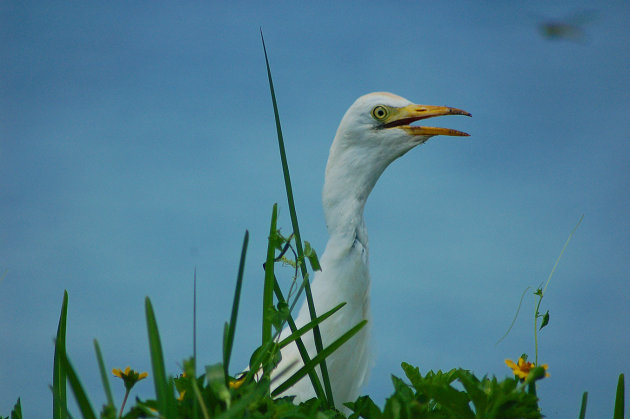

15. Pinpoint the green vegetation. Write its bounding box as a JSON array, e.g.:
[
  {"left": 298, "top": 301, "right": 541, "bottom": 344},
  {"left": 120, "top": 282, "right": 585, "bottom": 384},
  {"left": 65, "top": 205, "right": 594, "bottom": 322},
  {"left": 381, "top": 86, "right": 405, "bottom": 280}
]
[{"left": 2, "top": 35, "right": 627, "bottom": 419}]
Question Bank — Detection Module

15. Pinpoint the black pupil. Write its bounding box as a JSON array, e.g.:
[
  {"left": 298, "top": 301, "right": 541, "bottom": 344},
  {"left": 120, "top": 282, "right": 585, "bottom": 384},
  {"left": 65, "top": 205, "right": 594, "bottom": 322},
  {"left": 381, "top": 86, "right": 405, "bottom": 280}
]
[{"left": 377, "top": 108, "right": 384, "bottom": 117}]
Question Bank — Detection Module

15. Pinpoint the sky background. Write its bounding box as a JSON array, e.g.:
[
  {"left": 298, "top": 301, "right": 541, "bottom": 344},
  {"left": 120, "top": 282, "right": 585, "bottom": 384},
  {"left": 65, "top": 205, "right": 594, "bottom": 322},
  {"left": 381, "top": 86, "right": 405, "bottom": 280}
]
[{"left": 2, "top": 1, "right": 629, "bottom": 417}]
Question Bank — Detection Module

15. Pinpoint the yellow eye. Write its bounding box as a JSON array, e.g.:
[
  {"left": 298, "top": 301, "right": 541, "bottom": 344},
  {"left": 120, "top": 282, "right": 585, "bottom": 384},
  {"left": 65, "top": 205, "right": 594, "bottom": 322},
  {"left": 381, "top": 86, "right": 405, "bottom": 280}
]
[{"left": 371, "top": 105, "right": 389, "bottom": 120}]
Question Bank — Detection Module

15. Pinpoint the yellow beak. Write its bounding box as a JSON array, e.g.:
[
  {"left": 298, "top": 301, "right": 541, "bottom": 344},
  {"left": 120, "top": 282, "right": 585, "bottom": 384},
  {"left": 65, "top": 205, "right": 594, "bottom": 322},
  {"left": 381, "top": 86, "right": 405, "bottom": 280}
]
[{"left": 384, "top": 104, "right": 471, "bottom": 137}]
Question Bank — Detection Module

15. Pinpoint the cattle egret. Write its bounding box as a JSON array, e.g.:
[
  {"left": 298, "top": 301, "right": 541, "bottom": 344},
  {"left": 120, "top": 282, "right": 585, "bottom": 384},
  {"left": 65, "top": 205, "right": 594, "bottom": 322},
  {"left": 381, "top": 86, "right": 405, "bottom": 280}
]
[{"left": 271, "top": 92, "right": 470, "bottom": 409}]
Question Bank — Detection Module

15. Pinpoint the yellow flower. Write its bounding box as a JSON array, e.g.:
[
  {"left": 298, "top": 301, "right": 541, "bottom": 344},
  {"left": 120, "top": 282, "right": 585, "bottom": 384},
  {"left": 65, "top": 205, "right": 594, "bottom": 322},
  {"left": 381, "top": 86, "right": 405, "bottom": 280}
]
[
  {"left": 229, "top": 375, "right": 246, "bottom": 390},
  {"left": 505, "top": 357, "right": 549, "bottom": 380},
  {"left": 112, "top": 366, "right": 148, "bottom": 391},
  {"left": 176, "top": 372, "right": 187, "bottom": 401}
]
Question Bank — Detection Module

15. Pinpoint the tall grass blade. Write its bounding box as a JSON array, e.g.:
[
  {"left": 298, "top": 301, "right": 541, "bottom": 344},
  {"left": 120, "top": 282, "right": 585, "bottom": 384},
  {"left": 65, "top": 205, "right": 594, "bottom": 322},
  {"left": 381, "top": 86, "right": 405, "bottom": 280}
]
[
  {"left": 60, "top": 351, "right": 97, "bottom": 419},
  {"left": 193, "top": 267, "right": 197, "bottom": 369},
  {"left": 262, "top": 205, "right": 278, "bottom": 347},
  {"left": 260, "top": 28, "right": 334, "bottom": 406},
  {"left": 223, "top": 230, "right": 249, "bottom": 379},
  {"left": 278, "top": 302, "right": 346, "bottom": 349},
  {"left": 193, "top": 267, "right": 199, "bottom": 419},
  {"left": 272, "top": 319, "right": 367, "bottom": 397},
  {"left": 578, "top": 391, "right": 588, "bottom": 419},
  {"left": 52, "top": 290, "right": 68, "bottom": 419},
  {"left": 190, "top": 378, "right": 211, "bottom": 419},
  {"left": 145, "top": 297, "right": 177, "bottom": 418},
  {"left": 10, "top": 398, "right": 22, "bottom": 419},
  {"left": 272, "top": 278, "right": 326, "bottom": 399},
  {"left": 614, "top": 374, "right": 625, "bottom": 419},
  {"left": 92, "top": 339, "right": 114, "bottom": 408}
]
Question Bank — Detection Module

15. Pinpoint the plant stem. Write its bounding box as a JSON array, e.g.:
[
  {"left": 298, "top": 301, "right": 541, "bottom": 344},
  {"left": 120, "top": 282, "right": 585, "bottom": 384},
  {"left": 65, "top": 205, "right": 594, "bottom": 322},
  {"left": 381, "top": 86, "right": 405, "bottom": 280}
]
[{"left": 118, "top": 389, "right": 129, "bottom": 418}]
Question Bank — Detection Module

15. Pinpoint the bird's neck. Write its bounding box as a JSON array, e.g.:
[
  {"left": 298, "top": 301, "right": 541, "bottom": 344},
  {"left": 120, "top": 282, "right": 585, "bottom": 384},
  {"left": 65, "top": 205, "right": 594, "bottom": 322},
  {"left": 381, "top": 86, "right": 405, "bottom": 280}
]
[{"left": 322, "top": 142, "right": 389, "bottom": 242}]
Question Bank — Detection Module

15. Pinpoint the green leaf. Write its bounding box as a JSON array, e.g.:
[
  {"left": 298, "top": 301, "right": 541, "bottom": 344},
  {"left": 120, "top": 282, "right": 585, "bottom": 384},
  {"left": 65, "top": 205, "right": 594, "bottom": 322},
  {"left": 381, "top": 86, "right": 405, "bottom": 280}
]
[
  {"left": 52, "top": 290, "right": 68, "bottom": 419},
  {"left": 614, "top": 373, "right": 624, "bottom": 419},
  {"left": 224, "top": 230, "right": 249, "bottom": 379},
  {"left": 272, "top": 319, "right": 367, "bottom": 397},
  {"left": 304, "top": 241, "right": 321, "bottom": 271},
  {"left": 92, "top": 339, "right": 115, "bottom": 409},
  {"left": 215, "top": 382, "right": 268, "bottom": 419},
  {"left": 145, "top": 297, "right": 177, "bottom": 418},
  {"left": 261, "top": 29, "right": 333, "bottom": 406},
  {"left": 345, "top": 395, "right": 382, "bottom": 418},
  {"left": 539, "top": 310, "right": 550, "bottom": 330},
  {"left": 578, "top": 391, "right": 588, "bottom": 419}
]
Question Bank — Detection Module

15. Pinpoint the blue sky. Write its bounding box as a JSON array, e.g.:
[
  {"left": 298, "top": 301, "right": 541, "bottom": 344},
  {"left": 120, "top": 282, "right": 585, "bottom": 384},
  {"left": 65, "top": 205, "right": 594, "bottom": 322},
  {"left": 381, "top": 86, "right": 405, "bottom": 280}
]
[{"left": 1, "top": 1, "right": 629, "bottom": 417}]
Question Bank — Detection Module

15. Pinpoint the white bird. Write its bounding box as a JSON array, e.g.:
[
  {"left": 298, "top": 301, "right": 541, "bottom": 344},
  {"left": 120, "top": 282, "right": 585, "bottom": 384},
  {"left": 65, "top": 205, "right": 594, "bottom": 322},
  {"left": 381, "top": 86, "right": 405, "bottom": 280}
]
[{"left": 271, "top": 92, "right": 470, "bottom": 410}]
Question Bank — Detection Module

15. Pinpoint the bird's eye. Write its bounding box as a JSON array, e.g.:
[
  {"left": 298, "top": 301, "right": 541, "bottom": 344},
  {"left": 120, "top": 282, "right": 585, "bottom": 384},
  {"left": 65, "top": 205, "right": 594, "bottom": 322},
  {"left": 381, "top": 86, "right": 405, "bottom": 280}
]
[{"left": 371, "top": 105, "right": 389, "bottom": 120}]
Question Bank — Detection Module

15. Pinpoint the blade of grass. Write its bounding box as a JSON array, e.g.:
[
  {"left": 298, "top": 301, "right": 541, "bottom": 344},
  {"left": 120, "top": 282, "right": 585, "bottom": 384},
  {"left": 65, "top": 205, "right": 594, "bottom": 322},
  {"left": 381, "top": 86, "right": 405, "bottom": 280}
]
[
  {"left": 223, "top": 230, "right": 249, "bottom": 380},
  {"left": 190, "top": 376, "right": 211, "bottom": 419},
  {"left": 193, "top": 267, "right": 197, "bottom": 369},
  {"left": 53, "top": 290, "right": 68, "bottom": 419},
  {"left": 278, "top": 302, "right": 346, "bottom": 349},
  {"left": 272, "top": 319, "right": 368, "bottom": 397},
  {"left": 10, "top": 398, "right": 22, "bottom": 419},
  {"left": 614, "top": 374, "right": 624, "bottom": 419},
  {"left": 271, "top": 277, "right": 326, "bottom": 399},
  {"left": 145, "top": 297, "right": 177, "bottom": 418},
  {"left": 261, "top": 28, "right": 334, "bottom": 406},
  {"left": 578, "top": 391, "right": 588, "bottom": 419},
  {"left": 92, "top": 339, "right": 115, "bottom": 408},
  {"left": 193, "top": 267, "right": 199, "bottom": 419},
  {"left": 60, "top": 350, "right": 97, "bottom": 419},
  {"left": 262, "top": 205, "right": 278, "bottom": 347}
]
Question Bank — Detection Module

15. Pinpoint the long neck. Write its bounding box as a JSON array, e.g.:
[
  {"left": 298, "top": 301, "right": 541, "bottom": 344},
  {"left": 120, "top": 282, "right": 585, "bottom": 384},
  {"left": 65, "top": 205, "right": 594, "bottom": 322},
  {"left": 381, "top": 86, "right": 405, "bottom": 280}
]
[{"left": 322, "top": 136, "right": 390, "bottom": 245}]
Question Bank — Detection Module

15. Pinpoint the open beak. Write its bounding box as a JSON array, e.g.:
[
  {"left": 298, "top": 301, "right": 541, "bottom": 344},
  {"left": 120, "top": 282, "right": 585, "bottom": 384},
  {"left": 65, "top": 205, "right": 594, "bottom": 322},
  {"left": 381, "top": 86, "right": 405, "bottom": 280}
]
[{"left": 384, "top": 104, "right": 471, "bottom": 137}]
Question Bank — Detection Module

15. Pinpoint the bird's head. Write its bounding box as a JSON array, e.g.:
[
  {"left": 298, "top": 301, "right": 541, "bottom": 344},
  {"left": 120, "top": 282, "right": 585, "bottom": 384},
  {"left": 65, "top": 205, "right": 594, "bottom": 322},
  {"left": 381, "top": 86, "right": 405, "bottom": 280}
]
[
  {"left": 332, "top": 92, "right": 470, "bottom": 165},
  {"left": 327, "top": 92, "right": 470, "bottom": 190},
  {"left": 323, "top": 92, "right": 470, "bottom": 233}
]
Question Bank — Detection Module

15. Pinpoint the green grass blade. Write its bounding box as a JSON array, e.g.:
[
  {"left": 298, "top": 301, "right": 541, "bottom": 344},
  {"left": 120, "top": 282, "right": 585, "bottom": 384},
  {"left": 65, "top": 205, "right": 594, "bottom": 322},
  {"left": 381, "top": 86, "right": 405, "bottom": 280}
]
[
  {"left": 223, "top": 230, "right": 249, "bottom": 379},
  {"left": 10, "top": 398, "right": 22, "bottom": 419},
  {"left": 145, "top": 297, "right": 177, "bottom": 418},
  {"left": 190, "top": 377, "right": 211, "bottom": 419},
  {"left": 193, "top": 267, "right": 199, "bottom": 419},
  {"left": 272, "top": 319, "right": 368, "bottom": 397},
  {"left": 260, "top": 28, "right": 333, "bottom": 406},
  {"left": 193, "top": 267, "right": 197, "bottom": 369},
  {"left": 278, "top": 302, "right": 346, "bottom": 349},
  {"left": 614, "top": 374, "right": 625, "bottom": 419},
  {"left": 60, "top": 351, "right": 97, "bottom": 419},
  {"left": 578, "top": 391, "right": 588, "bottom": 419},
  {"left": 263, "top": 205, "right": 278, "bottom": 347},
  {"left": 92, "top": 339, "right": 115, "bottom": 408},
  {"left": 53, "top": 290, "right": 68, "bottom": 419},
  {"left": 272, "top": 278, "right": 326, "bottom": 399}
]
